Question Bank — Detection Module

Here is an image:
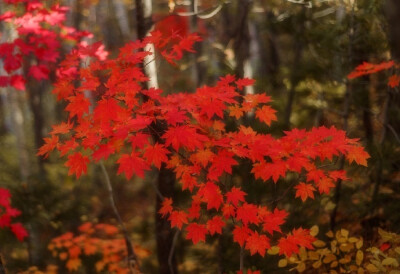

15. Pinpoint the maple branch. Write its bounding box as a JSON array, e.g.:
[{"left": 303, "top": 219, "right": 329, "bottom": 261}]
[
  {"left": 168, "top": 229, "right": 180, "bottom": 274},
  {"left": 268, "top": 180, "right": 297, "bottom": 206},
  {"left": 240, "top": 246, "right": 244, "bottom": 271},
  {"left": 99, "top": 161, "right": 140, "bottom": 273},
  {"left": 149, "top": 173, "right": 164, "bottom": 200}
]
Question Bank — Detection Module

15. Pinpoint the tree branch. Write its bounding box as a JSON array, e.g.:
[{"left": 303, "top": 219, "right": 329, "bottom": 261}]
[
  {"left": 168, "top": 229, "right": 180, "bottom": 274},
  {"left": 100, "top": 161, "right": 141, "bottom": 273}
]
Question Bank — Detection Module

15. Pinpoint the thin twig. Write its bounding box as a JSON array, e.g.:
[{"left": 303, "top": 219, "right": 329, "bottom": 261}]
[
  {"left": 240, "top": 246, "right": 244, "bottom": 271},
  {"left": 100, "top": 161, "right": 140, "bottom": 273},
  {"left": 168, "top": 229, "right": 180, "bottom": 274},
  {"left": 149, "top": 172, "right": 164, "bottom": 200}
]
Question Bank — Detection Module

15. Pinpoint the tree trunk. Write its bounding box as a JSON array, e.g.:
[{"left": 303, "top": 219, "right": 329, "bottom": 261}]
[
  {"left": 284, "top": 8, "right": 305, "bottom": 129},
  {"left": 135, "top": 1, "right": 177, "bottom": 273},
  {"left": 330, "top": 0, "right": 356, "bottom": 229}
]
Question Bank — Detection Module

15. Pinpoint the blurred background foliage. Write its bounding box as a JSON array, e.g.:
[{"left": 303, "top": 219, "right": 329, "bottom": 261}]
[{"left": 0, "top": 0, "right": 400, "bottom": 272}]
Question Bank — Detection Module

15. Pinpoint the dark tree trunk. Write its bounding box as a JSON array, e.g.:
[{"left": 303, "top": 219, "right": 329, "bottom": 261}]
[
  {"left": 155, "top": 165, "right": 177, "bottom": 274},
  {"left": 26, "top": 81, "right": 46, "bottom": 173},
  {"left": 284, "top": 9, "right": 305, "bottom": 129},
  {"left": 233, "top": 0, "right": 252, "bottom": 79},
  {"left": 135, "top": 1, "right": 177, "bottom": 273},
  {"left": 385, "top": 0, "right": 400, "bottom": 61}
]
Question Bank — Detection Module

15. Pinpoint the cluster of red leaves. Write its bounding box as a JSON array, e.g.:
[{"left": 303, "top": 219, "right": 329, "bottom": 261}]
[
  {"left": 0, "top": 187, "right": 28, "bottom": 241},
  {"left": 0, "top": 0, "right": 93, "bottom": 90},
  {"left": 38, "top": 31, "right": 370, "bottom": 258},
  {"left": 48, "top": 222, "right": 149, "bottom": 273},
  {"left": 347, "top": 60, "right": 400, "bottom": 88}
]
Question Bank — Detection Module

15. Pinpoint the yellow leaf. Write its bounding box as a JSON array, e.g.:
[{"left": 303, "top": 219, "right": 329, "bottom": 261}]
[
  {"left": 341, "top": 229, "right": 349, "bottom": 238},
  {"left": 356, "top": 250, "right": 364, "bottom": 265},
  {"left": 310, "top": 225, "right": 319, "bottom": 237},
  {"left": 313, "top": 240, "right": 326, "bottom": 248},
  {"left": 378, "top": 228, "right": 395, "bottom": 242},
  {"left": 349, "top": 265, "right": 358, "bottom": 271},
  {"left": 357, "top": 267, "right": 365, "bottom": 274},
  {"left": 299, "top": 247, "right": 307, "bottom": 261},
  {"left": 395, "top": 247, "right": 400, "bottom": 255},
  {"left": 296, "top": 262, "right": 306, "bottom": 273},
  {"left": 326, "top": 231, "right": 334, "bottom": 238},
  {"left": 289, "top": 255, "right": 299, "bottom": 263},
  {"left": 330, "top": 261, "right": 338, "bottom": 268},
  {"left": 312, "top": 261, "right": 322, "bottom": 268},
  {"left": 366, "top": 264, "right": 379, "bottom": 273},
  {"left": 66, "top": 258, "right": 81, "bottom": 271},
  {"left": 331, "top": 240, "right": 338, "bottom": 253},
  {"left": 349, "top": 237, "right": 359, "bottom": 243},
  {"left": 382, "top": 257, "right": 399, "bottom": 267},
  {"left": 267, "top": 246, "right": 280, "bottom": 255},
  {"left": 339, "top": 255, "right": 351, "bottom": 264},
  {"left": 308, "top": 251, "right": 320, "bottom": 260},
  {"left": 371, "top": 259, "right": 382, "bottom": 268},
  {"left": 278, "top": 259, "right": 288, "bottom": 268},
  {"left": 339, "top": 243, "right": 353, "bottom": 252},
  {"left": 323, "top": 254, "right": 336, "bottom": 264},
  {"left": 356, "top": 239, "right": 363, "bottom": 249}
]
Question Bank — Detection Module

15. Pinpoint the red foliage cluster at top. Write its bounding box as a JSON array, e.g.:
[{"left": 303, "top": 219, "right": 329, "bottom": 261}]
[
  {"left": 0, "top": 0, "right": 93, "bottom": 90},
  {"left": 37, "top": 30, "right": 370, "bottom": 258}
]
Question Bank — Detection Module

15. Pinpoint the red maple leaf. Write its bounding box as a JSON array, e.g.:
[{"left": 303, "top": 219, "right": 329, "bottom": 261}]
[
  {"left": 159, "top": 198, "right": 173, "bottom": 217},
  {"left": 245, "top": 231, "right": 270, "bottom": 256},
  {"left": 255, "top": 105, "right": 277, "bottom": 126},
  {"left": 236, "top": 203, "right": 259, "bottom": 226},
  {"left": 226, "top": 187, "right": 246, "bottom": 206},
  {"left": 262, "top": 208, "right": 288, "bottom": 235},
  {"left": 208, "top": 150, "right": 238, "bottom": 181},
  {"left": 388, "top": 74, "right": 400, "bottom": 88},
  {"left": 346, "top": 146, "right": 370, "bottom": 166},
  {"left": 206, "top": 216, "right": 225, "bottom": 235},
  {"left": 198, "top": 182, "right": 223, "bottom": 211},
  {"left": 117, "top": 153, "right": 150, "bottom": 179},
  {"left": 143, "top": 143, "right": 169, "bottom": 169},
  {"left": 10, "top": 222, "right": 28, "bottom": 242},
  {"left": 37, "top": 135, "right": 59, "bottom": 158},
  {"left": 50, "top": 121, "right": 73, "bottom": 135},
  {"left": 29, "top": 64, "right": 50, "bottom": 80},
  {"left": 64, "top": 152, "right": 90, "bottom": 178},
  {"left": 278, "top": 228, "right": 315, "bottom": 257},
  {"left": 186, "top": 222, "right": 207, "bottom": 244},
  {"left": 236, "top": 78, "right": 255, "bottom": 90},
  {"left": 163, "top": 125, "right": 208, "bottom": 151},
  {"left": 65, "top": 93, "right": 91, "bottom": 118},
  {"left": 252, "top": 160, "right": 286, "bottom": 183},
  {"left": 315, "top": 177, "right": 335, "bottom": 194},
  {"left": 168, "top": 210, "right": 188, "bottom": 229},
  {"left": 92, "top": 143, "right": 115, "bottom": 162},
  {"left": 294, "top": 182, "right": 315, "bottom": 202},
  {"left": 233, "top": 225, "right": 251, "bottom": 247}
]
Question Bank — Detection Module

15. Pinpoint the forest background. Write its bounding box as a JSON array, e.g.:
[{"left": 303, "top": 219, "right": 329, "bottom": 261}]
[{"left": 0, "top": 0, "right": 400, "bottom": 273}]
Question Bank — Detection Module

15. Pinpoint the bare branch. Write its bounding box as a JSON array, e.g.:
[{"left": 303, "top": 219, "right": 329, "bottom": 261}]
[
  {"left": 100, "top": 161, "right": 141, "bottom": 273},
  {"left": 168, "top": 229, "right": 180, "bottom": 274}
]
